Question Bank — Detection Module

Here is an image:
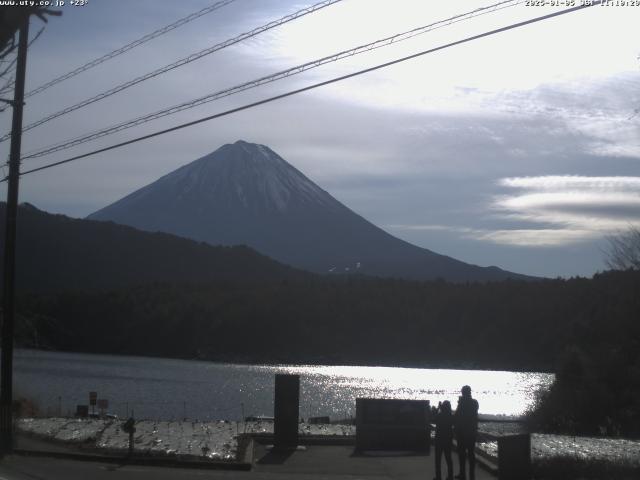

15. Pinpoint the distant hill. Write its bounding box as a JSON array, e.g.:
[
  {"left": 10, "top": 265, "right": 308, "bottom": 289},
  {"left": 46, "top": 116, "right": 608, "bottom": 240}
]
[
  {"left": 89, "top": 140, "right": 532, "bottom": 282},
  {"left": 0, "top": 202, "right": 303, "bottom": 292},
  {"left": 15, "top": 269, "right": 640, "bottom": 374}
]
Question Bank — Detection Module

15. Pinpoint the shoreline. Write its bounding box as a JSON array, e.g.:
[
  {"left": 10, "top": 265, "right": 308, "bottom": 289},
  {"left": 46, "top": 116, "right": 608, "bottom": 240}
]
[
  {"left": 17, "top": 417, "right": 640, "bottom": 468},
  {"left": 14, "top": 347, "right": 556, "bottom": 374}
]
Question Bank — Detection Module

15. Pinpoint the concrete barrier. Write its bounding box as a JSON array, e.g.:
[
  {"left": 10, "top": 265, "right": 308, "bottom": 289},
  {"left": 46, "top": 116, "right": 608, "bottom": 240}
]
[
  {"left": 355, "top": 398, "right": 430, "bottom": 452},
  {"left": 498, "top": 433, "right": 531, "bottom": 480}
]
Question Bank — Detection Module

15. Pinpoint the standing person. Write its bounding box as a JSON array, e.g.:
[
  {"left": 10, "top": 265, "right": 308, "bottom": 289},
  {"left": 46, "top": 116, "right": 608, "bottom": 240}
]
[
  {"left": 454, "top": 385, "right": 479, "bottom": 480},
  {"left": 433, "top": 400, "right": 454, "bottom": 480}
]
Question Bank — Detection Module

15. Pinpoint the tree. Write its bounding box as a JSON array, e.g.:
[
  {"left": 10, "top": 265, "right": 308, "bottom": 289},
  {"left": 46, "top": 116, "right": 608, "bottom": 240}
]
[
  {"left": 0, "top": 7, "right": 60, "bottom": 108},
  {"left": 604, "top": 225, "right": 640, "bottom": 271},
  {"left": 0, "top": 6, "right": 60, "bottom": 56}
]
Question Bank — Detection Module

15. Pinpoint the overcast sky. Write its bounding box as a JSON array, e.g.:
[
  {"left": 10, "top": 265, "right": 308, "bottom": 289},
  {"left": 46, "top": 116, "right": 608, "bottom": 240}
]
[{"left": 1, "top": 0, "right": 639, "bottom": 278}]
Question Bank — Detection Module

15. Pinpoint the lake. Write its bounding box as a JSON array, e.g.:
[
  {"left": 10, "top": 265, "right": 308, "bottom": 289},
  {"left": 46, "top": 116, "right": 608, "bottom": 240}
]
[{"left": 15, "top": 349, "right": 553, "bottom": 421}]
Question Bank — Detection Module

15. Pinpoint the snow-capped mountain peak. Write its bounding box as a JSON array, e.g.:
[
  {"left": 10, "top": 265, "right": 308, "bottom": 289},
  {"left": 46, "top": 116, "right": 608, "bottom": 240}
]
[
  {"left": 88, "top": 141, "right": 528, "bottom": 282},
  {"left": 134, "top": 140, "right": 336, "bottom": 214}
]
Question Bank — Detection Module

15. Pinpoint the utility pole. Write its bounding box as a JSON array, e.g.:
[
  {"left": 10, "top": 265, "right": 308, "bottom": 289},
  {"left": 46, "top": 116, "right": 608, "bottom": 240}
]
[{"left": 1, "top": 18, "right": 30, "bottom": 455}]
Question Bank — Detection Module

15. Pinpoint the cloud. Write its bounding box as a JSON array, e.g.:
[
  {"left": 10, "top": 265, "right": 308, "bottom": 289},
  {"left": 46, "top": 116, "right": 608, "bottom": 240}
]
[
  {"left": 384, "top": 174, "right": 640, "bottom": 249},
  {"left": 471, "top": 228, "right": 597, "bottom": 247},
  {"left": 484, "top": 175, "right": 640, "bottom": 246},
  {"left": 492, "top": 75, "right": 640, "bottom": 159},
  {"left": 387, "top": 224, "right": 472, "bottom": 232},
  {"left": 387, "top": 224, "right": 595, "bottom": 247},
  {"left": 499, "top": 176, "right": 640, "bottom": 191}
]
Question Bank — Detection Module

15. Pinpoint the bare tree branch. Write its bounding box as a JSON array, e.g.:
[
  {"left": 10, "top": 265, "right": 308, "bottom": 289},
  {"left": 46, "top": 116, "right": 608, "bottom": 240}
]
[
  {"left": 0, "top": 7, "right": 60, "bottom": 60},
  {"left": 604, "top": 225, "right": 640, "bottom": 270},
  {"left": 0, "top": 24, "right": 45, "bottom": 113}
]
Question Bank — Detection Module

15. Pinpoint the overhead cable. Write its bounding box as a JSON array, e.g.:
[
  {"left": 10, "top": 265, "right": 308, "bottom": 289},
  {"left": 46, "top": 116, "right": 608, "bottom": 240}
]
[
  {"left": 23, "top": 0, "right": 523, "bottom": 160},
  {"left": 7, "top": 1, "right": 602, "bottom": 181},
  {"left": 0, "top": 0, "right": 344, "bottom": 143},
  {"left": 24, "top": 0, "right": 237, "bottom": 99}
]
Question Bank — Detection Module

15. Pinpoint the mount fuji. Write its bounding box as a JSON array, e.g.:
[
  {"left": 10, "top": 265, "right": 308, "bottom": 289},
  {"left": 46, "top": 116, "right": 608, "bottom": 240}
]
[{"left": 88, "top": 140, "right": 528, "bottom": 282}]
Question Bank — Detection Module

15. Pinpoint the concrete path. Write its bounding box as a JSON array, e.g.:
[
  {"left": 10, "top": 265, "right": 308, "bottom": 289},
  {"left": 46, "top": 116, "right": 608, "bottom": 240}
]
[
  {"left": 252, "top": 444, "right": 495, "bottom": 480},
  {"left": 0, "top": 443, "right": 496, "bottom": 480}
]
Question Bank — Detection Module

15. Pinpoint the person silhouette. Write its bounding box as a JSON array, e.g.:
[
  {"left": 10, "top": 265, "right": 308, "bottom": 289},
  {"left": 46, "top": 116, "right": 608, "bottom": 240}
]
[
  {"left": 433, "top": 400, "right": 454, "bottom": 480},
  {"left": 454, "top": 385, "right": 479, "bottom": 480}
]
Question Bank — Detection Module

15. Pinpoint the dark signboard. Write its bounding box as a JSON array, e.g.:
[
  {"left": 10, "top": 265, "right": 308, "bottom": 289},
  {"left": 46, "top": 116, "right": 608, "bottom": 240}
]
[
  {"left": 356, "top": 398, "right": 430, "bottom": 452},
  {"left": 274, "top": 374, "right": 299, "bottom": 449}
]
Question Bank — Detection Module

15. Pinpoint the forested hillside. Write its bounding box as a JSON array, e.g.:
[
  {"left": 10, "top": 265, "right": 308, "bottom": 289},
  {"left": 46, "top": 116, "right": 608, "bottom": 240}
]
[
  {"left": 0, "top": 203, "right": 305, "bottom": 292},
  {"left": 6, "top": 203, "right": 639, "bottom": 436},
  {"left": 16, "top": 270, "right": 640, "bottom": 373}
]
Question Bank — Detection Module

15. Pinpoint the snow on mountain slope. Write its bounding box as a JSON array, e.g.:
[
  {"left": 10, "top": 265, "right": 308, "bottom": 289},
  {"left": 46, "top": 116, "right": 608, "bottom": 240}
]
[{"left": 89, "top": 141, "right": 530, "bottom": 282}]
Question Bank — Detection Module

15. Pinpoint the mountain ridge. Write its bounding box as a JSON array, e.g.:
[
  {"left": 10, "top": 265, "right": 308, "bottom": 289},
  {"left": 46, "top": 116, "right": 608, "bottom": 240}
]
[
  {"left": 0, "top": 202, "right": 305, "bottom": 292},
  {"left": 89, "top": 140, "right": 532, "bottom": 282}
]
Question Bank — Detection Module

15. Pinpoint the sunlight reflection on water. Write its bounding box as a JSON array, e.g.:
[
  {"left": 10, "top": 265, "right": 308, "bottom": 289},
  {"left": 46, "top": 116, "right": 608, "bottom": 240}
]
[
  {"left": 267, "top": 364, "right": 553, "bottom": 417},
  {"left": 16, "top": 350, "right": 552, "bottom": 420}
]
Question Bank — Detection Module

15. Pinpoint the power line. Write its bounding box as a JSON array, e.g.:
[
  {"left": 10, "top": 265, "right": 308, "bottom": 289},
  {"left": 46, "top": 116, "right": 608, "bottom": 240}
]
[
  {"left": 0, "top": 76, "right": 15, "bottom": 98},
  {"left": 24, "top": 0, "right": 237, "bottom": 99},
  {"left": 0, "top": 0, "right": 344, "bottom": 143},
  {"left": 23, "top": 0, "right": 521, "bottom": 159},
  {"left": 22, "top": 0, "right": 523, "bottom": 160},
  {"left": 8, "top": 1, "right": 601, "bottom": 182}
]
